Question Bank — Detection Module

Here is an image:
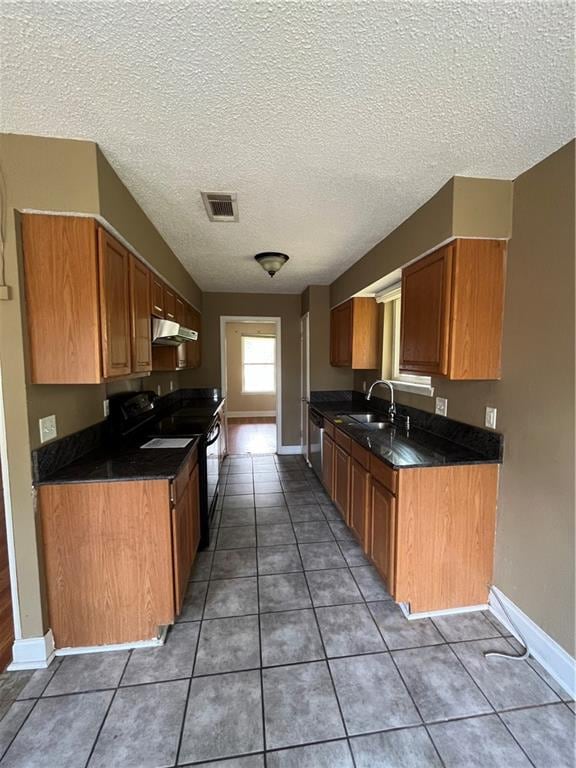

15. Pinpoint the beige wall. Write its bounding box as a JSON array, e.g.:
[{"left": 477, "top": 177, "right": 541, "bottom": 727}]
[
  {"left": 331, "top": 177, "right": 512, "bottom": 307},
  {"left": 303, "top": 286, "right": 353, "bottom": 392},
  {"left": 0, "top": 134, "right": 204, "bottom": 638},
  {"left": 225, "top": 322, "right": 277, "bottom": 414},
  {"left": 181, "top": 293, "right": 301, "bottom": 446},
  {"left": 351, "top": 142, "right": 575, "bottom": 653}
]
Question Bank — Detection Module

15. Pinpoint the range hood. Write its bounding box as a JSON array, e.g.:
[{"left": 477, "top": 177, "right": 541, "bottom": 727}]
[{"left": 152, "top": 319, "right": 199, "bottom": 346}]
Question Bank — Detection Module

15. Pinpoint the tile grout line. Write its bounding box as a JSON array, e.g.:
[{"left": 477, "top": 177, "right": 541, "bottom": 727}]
[
  {"left": 174, "top": 518, "right": 214, "bottom": 768},
  {"left": 252, "top": 461, "right": 269, "bottom": 768},
  {"left": 82, "top": 649, "right": 133, "bottom": 768},
  {"left": 279, "top": 470, "right": 359, "bottom": 768}
]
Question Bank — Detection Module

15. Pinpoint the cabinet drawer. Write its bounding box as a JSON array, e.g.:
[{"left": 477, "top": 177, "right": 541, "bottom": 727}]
[
  {"left": 369, "top": 455, "right": 397, "bottom": 495},
  {"left": 351, "top": 440, "right": 370, "bottom": 470},
  {"left": 324, "top": 420, "right": 335, "bottom": 439},
  {"left": 334, "top": 428, "right": 351, "bottom": 453}
]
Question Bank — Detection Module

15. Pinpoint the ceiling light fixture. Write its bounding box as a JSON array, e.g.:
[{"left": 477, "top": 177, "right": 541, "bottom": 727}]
[{"left": 254, "top": 252, "right": 289, "bottom": 277}]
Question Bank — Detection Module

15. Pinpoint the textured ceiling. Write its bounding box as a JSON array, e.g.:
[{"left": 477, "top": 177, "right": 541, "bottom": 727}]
[{"left": 1, "top": 1, "right": 574, "bottom": 294}]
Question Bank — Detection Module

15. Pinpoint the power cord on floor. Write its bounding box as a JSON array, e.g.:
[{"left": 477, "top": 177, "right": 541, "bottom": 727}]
[{"left": 484, "top": 587, "right": 530, "bottom": 661}]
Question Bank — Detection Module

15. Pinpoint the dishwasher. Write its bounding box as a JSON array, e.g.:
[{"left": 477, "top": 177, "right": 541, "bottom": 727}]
[{"left": 308, "top": 408, "right": 324, "bottom": 480}]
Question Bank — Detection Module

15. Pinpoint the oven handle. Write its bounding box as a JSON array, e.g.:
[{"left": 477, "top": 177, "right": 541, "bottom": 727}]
[{"left": 206, "top": 422, "right": 221, "bottom": 447}]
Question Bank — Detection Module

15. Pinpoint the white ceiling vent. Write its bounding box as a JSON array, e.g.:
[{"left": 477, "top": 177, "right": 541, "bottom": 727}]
[{"left": 201, "top": 191, "right": 239, "bottom": 222}]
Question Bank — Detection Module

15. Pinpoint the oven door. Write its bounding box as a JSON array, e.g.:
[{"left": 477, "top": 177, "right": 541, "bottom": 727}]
[{"left": 205, "top": 418, "right": 221, "bottom": 518}]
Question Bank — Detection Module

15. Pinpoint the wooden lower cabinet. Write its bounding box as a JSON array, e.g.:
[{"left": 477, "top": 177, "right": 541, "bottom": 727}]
[
  {"left": 39, "top": 453, "right": 200, "bottom": 649},
  {"left": 172, "top": 464, "right": 200, "bottom": 613},
  {"left": 318, "top": 414, "right": 500, "bottom": 614},
  {"left": 322, "top": 432, "right": 335, "bottom": 497},
  {"left": 370, "top": 479, "right": 397, "bottom": 595},
  {"left": 350, "top": 458, "right": 370, "bottom": 550},
  {"left": 333, "top": 444, "right": 351, "bottom": 523}
]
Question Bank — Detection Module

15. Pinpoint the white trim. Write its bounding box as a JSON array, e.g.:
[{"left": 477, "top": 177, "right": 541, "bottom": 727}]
[
  {"left": 0, "top": 364, "right": 22, "bottom": 641},
  {"left": 227, "top": 411, "right": 276, "bottom": 418},
  {"left": 389, "top": 380, "right": 435, "bottom": 397},
  {"left": 55, "top": 627, "right": 168, "bottom": 657},
  {"left": 400, "top": 602, "right": 489, "bottom": 621},
  {"left": 220, "top": 316, "right": 282, "bottom": 454},
  {"left": 277, "top": 445, "right": 303, "bottom": 455},
  {"left": 375, "top": 283, "right": 401, "bottom": 303},
  {"left": 489, "top": 586, "right": 576, "bottom": 699},
  {"left": 8, "top": 630, "right": 55, "bottom": 670}
]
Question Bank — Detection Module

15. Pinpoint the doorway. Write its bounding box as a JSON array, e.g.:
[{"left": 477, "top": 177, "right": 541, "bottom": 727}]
[
  {"left": 220, "top": 317, "right": 281, "bottom": 455},
  {"left": 300, "top": 312, "right": 310, "bottom": 459}
]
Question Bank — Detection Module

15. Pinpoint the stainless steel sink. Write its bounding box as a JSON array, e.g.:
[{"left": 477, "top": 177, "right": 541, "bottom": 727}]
[
  {"left": 349, "top": 413, "right": 385, "bottom": 423},
  {"left": 363, "top": 422, "right": 394, "bottom": 431}
]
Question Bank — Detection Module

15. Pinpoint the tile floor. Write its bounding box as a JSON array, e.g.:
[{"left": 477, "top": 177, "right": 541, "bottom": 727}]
[{"left": 0, "top": 453, "right": 574, "bottom": 767}]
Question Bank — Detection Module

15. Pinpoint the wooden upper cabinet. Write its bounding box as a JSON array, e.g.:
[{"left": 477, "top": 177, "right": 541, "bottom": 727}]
[
  {"left": 184, "top": 305, "right": 201, "bottom": 369},
  {"left": 151, "top": 275, "right": 165, "bottom": 318},
  {"left": 164, "top": 287, "right": 176, "bottom": 321},
  {"left": 330, "top": 297, "right": 379, "bottom": 369},
  {"left": 98, "top": 228, "right": 132, "bottom": 379},
  {"left": 129, "top": 255, "right": 152, "bottom": 373},
  {"left": 22, "top": 215, "right": 102, "bottom": 384},
  {"left": 400, "top": 239, "right": 506, "bottom": 380}
]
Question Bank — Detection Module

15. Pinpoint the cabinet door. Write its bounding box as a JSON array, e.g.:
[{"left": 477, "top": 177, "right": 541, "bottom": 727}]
[
  {"left": 129, "top": 256, "right": 152, "bottom": 373},
  {"left": 164, "top": 288, "right": 176, "bottom": 321},
  {"left": 399, "top": 244, "right": 453, "bottom": 376},
  {"left": 186, "top": 306, "right": 201, "bottom": 368},
  {"left": 322, "top": 433, "right": 335, "bottom": 498},
  {"left": 151, "top": 276, "right": 165, "bottom": 318},
  {"left": 98, "top": 229, "right": 131, "bottom": 378},
  {"left": 190, "top": 463, "right": 200, "bottom": 556},
  {"left": 333, "top": 445, "right": 351, "bottom": 523},
  {"left": 350, "top": 459, "right": 370, "bottom": 549},
  {"left": 370, "top": 480, "right": 396, "bottom": 595},
  {"left": 330, "top": 301, "right": 352, "bottom": 366}
]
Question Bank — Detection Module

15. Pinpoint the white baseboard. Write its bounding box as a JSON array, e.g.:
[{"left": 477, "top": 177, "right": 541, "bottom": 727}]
[
  {"left": 400, "top": 602, "right": 489, "bottom": 621},
  {"left": 277, "top": 445, "right": 303, "bottom": 455},
  {"left": 8, "top": 629, "right": 55, "bottom": 670},
  {"left": 55, "top": 626, "right": 168, "bottom": 656},
  {"left": 489, "top": 586, "right": 576, "bottom": 700},
  {"left": 227, "top": 411, "right": 276, "bottom": 418}
]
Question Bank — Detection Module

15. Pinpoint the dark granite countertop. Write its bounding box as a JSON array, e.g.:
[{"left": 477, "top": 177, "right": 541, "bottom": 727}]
[
  {"left": 35, "top": 396, "right": 224, "bottom": 486},
  {"left": 309, "top": 401, "right": 502, "bottom": 469},
  {"left": 35, "top": 437, "right": 201, "bottom": 485}
]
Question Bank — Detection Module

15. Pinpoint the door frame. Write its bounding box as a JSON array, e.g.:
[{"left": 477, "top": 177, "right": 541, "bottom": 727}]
[
  {"left": 0, "top": 364, "right": 22, "bottom": 654},
  {"left": 220, "top": 316, "right": 282, "bottom": 453},
  {"left": 300, "top": 312, "right": 310, "bottom": 459}
]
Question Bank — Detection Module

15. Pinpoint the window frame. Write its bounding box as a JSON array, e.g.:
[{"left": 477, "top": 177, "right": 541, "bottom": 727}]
[
  {"left": 241, "top": 335, "right": 277, "bottom": 394},
  {"left": 376, "top": 284, "right": 434, "bottom": 397}
]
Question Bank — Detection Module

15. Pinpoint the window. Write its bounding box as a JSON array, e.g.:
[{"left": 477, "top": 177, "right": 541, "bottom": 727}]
[
  {"left": 377, "top": 285, "right": 434, "bottom": 396},
  {"left": 242, "top": 335, "right": 276, "bottom": 393}
]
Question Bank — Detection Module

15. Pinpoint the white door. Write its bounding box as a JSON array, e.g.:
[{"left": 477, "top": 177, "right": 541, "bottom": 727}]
[{"left": 300, "top": 313, "right": 310, "bottom": 458}]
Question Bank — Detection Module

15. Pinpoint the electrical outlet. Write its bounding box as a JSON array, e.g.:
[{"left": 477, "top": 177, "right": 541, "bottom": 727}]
[
  {"left": 157, "top": 384, "right": 162, "bottom": 396},
  {"left": 103, "top": 399, "right": 109, "bottom": 418},
  {"left": 169, "top": 380, "right": 174, "bottom": 392},
  {"left": 39, "top": 414, "right": 57, "bottom": 443},
  {"left": 485, "top": 406, "right": 497, "bottom": 429},
  {"left": 435, "top": 397, "right": 448, "bottom": 417}
]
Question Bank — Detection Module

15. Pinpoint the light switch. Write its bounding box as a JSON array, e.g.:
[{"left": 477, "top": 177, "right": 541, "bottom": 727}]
[
  {"left": 103, "top": 399, "right": 109, "bottom": 418},
  {"left": 39, "top": 414, "right": 57, "bottom": 443},
  {"left": 170, "top": 380, "right": 174, "bottom": 392},
  {"left": 157, "top": 384, "right": 162, "bottom": 396},
  {"left": 435, "top": 397, "right": 448, "bottom": 417},
  {"left": 485, "top": 406, "right": 497, "bottom": 429}
]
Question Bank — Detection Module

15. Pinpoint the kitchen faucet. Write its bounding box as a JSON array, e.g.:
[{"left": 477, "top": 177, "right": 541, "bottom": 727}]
[{"left": 366, "top": 379, "right": 396, "bottom": 422}]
